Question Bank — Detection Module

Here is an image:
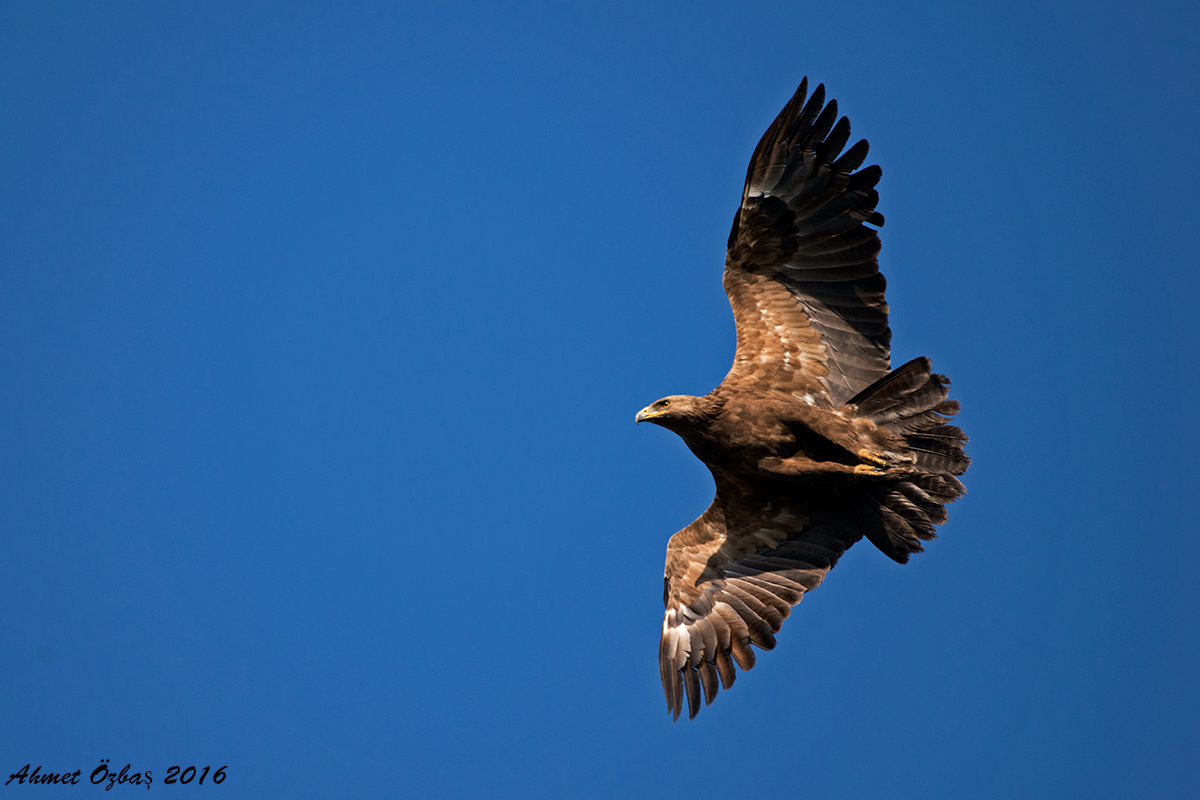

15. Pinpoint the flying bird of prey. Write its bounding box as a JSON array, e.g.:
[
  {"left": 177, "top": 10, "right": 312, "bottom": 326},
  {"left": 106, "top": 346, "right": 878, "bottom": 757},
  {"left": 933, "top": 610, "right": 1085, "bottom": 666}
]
[{"left": 637, "top": 79, "right": 969, "bottom": 721}]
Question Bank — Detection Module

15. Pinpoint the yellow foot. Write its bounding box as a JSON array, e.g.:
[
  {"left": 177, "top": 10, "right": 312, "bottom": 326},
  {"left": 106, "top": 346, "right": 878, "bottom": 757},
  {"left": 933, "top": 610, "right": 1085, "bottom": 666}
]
[
  {"left": 854, "top": 464, "right": 887, "bottom": 477},
  {"left": 857, "top": 449, "right": 888, "bottom": 467}
]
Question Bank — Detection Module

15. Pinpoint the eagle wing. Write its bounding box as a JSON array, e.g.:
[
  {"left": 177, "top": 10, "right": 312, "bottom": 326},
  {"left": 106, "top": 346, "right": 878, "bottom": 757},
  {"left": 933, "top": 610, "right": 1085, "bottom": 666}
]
[
  {"left": 722, "top": 79, "right": 891, "bottom": 407},
  {"left": 659, "top": 475, "right": 863, "bottom": 720}
]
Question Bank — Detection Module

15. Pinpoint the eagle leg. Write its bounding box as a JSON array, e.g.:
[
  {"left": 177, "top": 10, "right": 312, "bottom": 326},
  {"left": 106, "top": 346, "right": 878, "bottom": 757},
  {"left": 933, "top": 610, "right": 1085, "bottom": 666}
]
[{"left": 759, "top": 455, "right": 861, "bottom": 480}]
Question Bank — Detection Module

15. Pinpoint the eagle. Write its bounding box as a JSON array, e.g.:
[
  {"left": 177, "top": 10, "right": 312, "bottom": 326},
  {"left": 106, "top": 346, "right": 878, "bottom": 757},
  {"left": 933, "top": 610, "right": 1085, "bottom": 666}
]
[{"left": 636, "top": 79, "right": 969, "bottom": 721}]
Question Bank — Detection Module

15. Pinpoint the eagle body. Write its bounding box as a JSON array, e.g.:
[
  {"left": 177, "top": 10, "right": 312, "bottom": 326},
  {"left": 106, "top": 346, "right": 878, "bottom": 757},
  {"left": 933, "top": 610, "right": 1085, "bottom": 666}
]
[
  {"left": 640, "top": 392, "right": 897, "bottom": 483},
  {"left": 638, "top": 80, "right": 970, "bottom": 721}
]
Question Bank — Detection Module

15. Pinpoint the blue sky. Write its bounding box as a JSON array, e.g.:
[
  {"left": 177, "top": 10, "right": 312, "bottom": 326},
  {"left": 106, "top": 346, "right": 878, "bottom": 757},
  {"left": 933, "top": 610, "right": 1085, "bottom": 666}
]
[{"left": 2, "top": 1, "right": 1198, "bottom": 797}]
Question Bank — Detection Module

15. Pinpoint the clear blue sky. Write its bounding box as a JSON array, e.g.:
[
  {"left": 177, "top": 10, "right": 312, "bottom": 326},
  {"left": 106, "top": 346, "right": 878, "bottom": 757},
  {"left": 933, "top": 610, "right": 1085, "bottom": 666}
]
[{"left": 2, "top": 1, "right": 1198, "bottom": 797}]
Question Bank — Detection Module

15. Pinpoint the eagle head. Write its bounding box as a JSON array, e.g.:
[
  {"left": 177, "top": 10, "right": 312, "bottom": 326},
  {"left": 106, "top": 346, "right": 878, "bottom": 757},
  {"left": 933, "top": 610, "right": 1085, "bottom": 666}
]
[{"left": 635, "top": 395, "right": 707, "bottom": 432}]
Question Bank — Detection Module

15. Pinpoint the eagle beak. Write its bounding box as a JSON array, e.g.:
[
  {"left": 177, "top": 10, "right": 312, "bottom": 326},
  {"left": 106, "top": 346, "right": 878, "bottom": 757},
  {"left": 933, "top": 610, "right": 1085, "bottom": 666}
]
[
  {"left": 635, "top": 408, "right": 649, "bottom": 424},
  {"left": 635, "top": 407, "right": 659, "bottom": 425}
]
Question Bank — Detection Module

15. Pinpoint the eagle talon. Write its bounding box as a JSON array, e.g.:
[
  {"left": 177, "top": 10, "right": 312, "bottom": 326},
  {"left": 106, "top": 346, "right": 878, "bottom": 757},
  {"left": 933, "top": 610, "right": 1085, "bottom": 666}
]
[
  {"left": 854, "top": 463, "right": 888, "bottom": 477},
  {"left": 857, "top": 449, "right": 888, "bottom": 468}
]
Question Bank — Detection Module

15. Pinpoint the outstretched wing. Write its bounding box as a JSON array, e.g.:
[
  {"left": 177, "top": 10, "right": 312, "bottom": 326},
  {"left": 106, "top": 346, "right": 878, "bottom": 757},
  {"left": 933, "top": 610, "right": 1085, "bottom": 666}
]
[
  {"left": 722, "top": 79, "right": 891, "bottom": 407},
  {"left": 659, "top": 475, "right": 863, "bottom": 720}
]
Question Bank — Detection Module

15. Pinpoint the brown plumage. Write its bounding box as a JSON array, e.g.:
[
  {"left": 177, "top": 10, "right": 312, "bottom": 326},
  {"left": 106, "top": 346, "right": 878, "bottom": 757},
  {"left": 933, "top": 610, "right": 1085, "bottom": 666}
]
[{"left": 637, "top": 80, "right": 969, "bottom": 722}]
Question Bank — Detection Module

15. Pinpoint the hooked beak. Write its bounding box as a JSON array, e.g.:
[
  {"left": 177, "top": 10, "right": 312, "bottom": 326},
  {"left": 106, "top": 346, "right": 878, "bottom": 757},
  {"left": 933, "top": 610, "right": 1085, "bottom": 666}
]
[{"left": 635, "top": 407, "right": 661, "bottom": 425}]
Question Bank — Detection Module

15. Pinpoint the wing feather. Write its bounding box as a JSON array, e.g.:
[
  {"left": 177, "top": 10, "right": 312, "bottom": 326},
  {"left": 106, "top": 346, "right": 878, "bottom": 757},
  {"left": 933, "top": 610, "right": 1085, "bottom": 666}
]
[
  {"left": 722, "top": 80, "right": 892, "bottom": 407},
  {"left": 659, "top": 479, "right": 862, "bottom": 720}
]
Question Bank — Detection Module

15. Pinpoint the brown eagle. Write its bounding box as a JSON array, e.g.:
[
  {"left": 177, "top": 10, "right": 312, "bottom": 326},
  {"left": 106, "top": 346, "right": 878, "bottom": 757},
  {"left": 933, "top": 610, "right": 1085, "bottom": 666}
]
[{"left": 637, "top": 79, "right": 969, "bottom": 721}]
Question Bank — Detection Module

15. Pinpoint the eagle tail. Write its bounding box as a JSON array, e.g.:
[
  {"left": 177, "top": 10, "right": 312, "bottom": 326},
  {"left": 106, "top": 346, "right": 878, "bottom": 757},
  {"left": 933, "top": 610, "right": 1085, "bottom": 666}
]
[{"left": 841, "top": 357, "right": 969, "bottom": 563}]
